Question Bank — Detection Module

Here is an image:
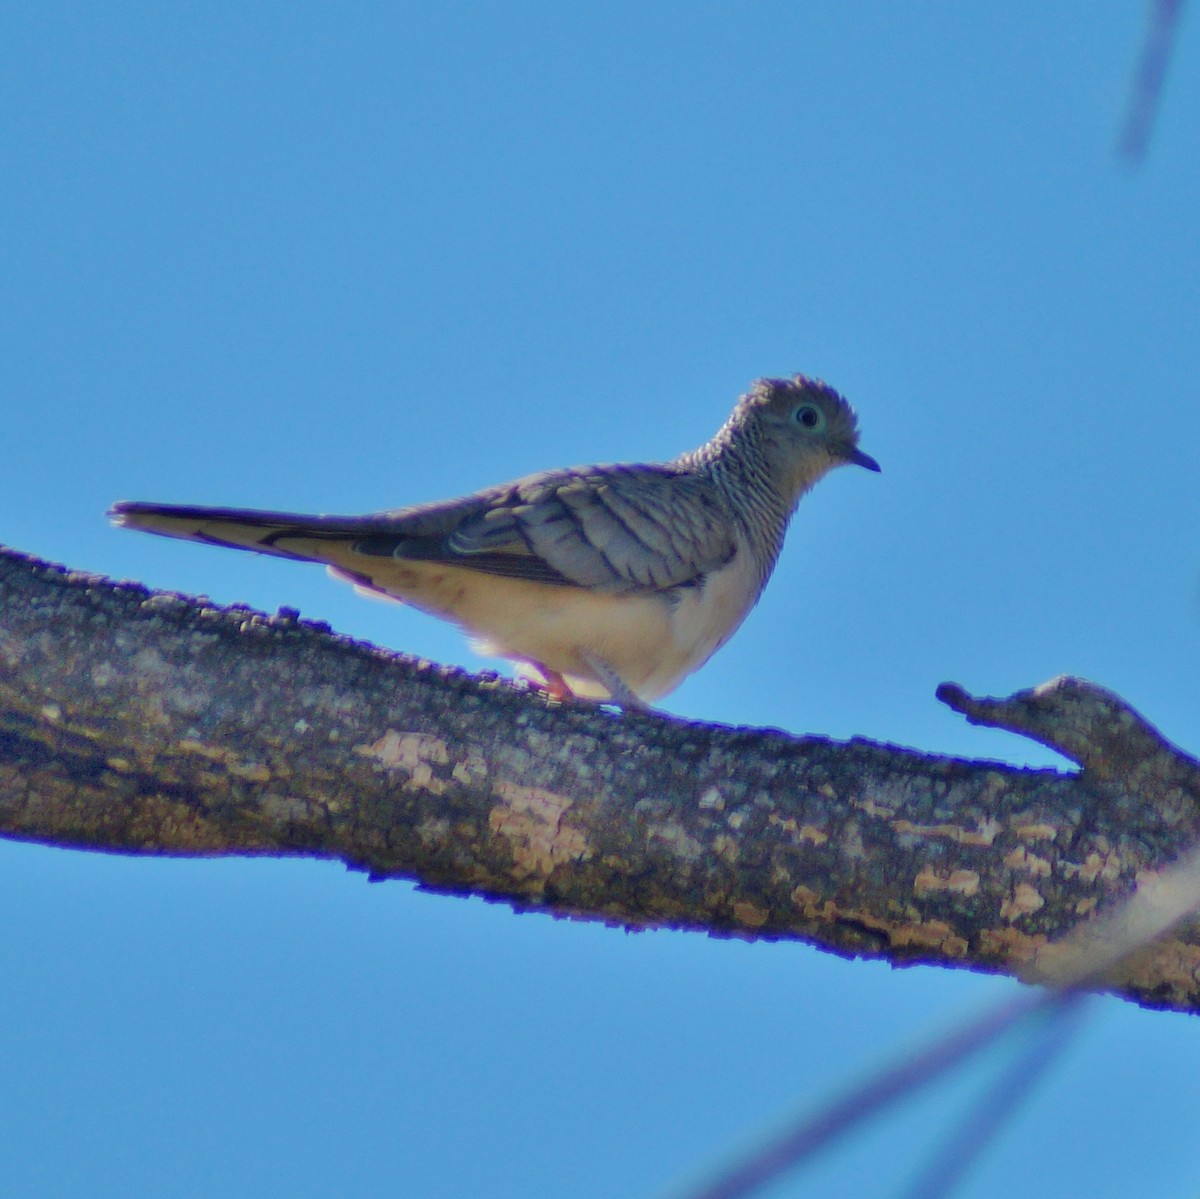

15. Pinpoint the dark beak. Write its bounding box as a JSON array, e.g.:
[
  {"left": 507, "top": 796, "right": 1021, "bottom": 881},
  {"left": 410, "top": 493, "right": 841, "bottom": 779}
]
[{"left": 846, "top": 446, "right": 882, "bottom": 473}]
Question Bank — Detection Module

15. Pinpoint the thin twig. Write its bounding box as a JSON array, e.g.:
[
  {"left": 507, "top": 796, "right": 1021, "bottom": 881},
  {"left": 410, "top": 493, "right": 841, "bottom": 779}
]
[
  {"left": 673, "top": 839, "right": 1200, "bottom": 1199},
  {"left": 1118, "top": 0, "right": 1186, "bottom": 162},
  {"left": 896, "top": 995, "right": 1089, "bottom": 1199},
  {"left": 673, "top": 991, "right": 1044, "bottom": 1199}
]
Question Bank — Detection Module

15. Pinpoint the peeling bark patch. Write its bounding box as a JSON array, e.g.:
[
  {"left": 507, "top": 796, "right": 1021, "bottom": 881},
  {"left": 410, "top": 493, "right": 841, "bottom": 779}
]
[
  {"left": 764, "top": 813, "right": 829, "bottom": 846},
  {"left": 1062, "top": 851, "right": 1121, "bottom": 884},
  {"left": 489, "top": 781, "right": 591, "bottom": 884},
  {"left": 913, "top": 867, "right": 981, "bottom": 897},
  {"left": 789, "top": 884, "right": 969, "bottom": 957},
  {"left": 1001, "top": 882, "right": 1046, "bottom": 921},
  {"left": 1014, "top": 822, "right": 1059, "bottom": 842},
  {"left": 888, "top": 919, "right": 969, "bottom": 958},
  {"left": 712, "top": 833, "right": 739, "bottom": 863},
  {"left": 855, "top": 796, "right": 898, "bottom": 819},
  {"left": 1127, "top": 941, "right": 1200, "bottom": 1000},
  {"left": 1004, "top": 846, "right": 1053, "bottom": 878},
  {"left": 732, "top": 900, "right": 769, "bottom": 927},
  {"left": 979, "top": 926, "right": 1048, "bottom": 966},
  {"left": 355, "top": 730, "right": 490, "bottom": 795},
  {"left": 451, "top": 750, "right": 489, "bottom": 785},
  {"left": 175, "top": 739, "right": 271, "bottom": 781},
  {"left": 892, "top": 818, "right": 1000, "bottom": 846},
  {"left": 357, "top": 730, "right": 448, "bottom": 768}
]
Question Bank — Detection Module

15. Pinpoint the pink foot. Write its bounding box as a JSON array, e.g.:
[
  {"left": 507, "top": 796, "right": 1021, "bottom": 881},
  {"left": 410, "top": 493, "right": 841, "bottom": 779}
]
[{"left": 529, "top": 664, "right": 575, "bottom": 700}]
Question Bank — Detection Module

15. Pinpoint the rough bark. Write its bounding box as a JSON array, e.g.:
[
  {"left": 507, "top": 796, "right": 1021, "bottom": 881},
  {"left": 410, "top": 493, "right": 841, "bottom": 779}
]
[{"left": 2, "top": 544, "right": 1199, "bottom": 1012}]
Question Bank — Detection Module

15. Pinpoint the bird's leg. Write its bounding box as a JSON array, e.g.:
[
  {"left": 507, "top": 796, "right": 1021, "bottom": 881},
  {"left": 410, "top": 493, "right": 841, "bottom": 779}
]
[
  {"left": 529, "top": 664, "right": 575, "bottom": 701},
  {"left": 582, "top": 653, "right": 646, "bottom": 710},
  {"left": 522, "top": 660, "right": 643, "bottom": 709}
]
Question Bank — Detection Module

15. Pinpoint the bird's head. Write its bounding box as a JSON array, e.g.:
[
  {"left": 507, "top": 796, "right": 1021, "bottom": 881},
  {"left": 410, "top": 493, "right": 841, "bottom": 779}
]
[{"left": 736, "top": 375, "right": 880, "bottom": 502}]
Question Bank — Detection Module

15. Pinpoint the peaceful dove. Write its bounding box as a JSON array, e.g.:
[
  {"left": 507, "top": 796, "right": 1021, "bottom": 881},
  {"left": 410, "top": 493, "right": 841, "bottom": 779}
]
[{"left": 111, "top": 375, "right": 879, "bottom": 707}]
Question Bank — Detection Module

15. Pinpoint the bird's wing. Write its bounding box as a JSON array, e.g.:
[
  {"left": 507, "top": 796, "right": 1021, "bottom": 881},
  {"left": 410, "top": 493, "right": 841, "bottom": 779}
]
[
  {"left": 110, "top": 464, "right": 737, "bottom": 595},
  {"left": 417, "top": 463, "right": 737, "bottom": 592}
]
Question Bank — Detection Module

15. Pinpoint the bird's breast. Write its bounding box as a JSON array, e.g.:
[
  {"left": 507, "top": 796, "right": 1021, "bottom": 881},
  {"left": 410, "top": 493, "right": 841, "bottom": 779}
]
[{"left": 653, "top": 546, "right": 764, "bottom": 684}]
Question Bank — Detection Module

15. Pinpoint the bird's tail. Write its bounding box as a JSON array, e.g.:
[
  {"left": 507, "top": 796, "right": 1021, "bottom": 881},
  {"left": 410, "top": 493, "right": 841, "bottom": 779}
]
[{"left": 108, "top": 501, "right": 375, "bottom": 566}]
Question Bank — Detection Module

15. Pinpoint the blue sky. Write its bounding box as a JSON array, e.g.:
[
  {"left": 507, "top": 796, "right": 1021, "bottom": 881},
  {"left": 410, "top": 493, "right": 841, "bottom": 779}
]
[{"left": 2, "top": 4, "right": 1199, "bottom": 1196}]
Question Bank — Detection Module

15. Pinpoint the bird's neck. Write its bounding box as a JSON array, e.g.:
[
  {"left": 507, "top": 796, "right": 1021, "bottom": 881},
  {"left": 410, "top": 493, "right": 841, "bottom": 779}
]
[{"left": 680, "top": 428, "right": 800, "bottom": 584}]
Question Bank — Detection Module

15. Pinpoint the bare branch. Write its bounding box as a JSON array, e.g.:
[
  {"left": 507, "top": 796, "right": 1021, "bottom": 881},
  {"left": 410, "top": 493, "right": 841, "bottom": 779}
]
[
  {"left": 937, "top": 676, "right": 1200, "bottom": 790},
  {"left": 3, "top": 545, "right": 1200, "bottom": 1011}
]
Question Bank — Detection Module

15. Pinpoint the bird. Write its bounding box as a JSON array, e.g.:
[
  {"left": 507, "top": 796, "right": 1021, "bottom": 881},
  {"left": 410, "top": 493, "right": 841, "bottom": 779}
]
[{"left": 111, "top": 374, "right": 879, "bottom": 708}]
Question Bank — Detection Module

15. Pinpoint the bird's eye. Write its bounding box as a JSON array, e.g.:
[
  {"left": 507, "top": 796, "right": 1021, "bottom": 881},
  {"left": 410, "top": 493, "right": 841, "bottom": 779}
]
[{"left": 794, "top": 404, "right": 824, "bottom": 430}]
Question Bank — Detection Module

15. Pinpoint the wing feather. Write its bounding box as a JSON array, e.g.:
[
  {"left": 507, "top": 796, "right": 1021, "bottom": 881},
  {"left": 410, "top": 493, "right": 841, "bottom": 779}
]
[{"left": 111, "top": 463, "right": 737, "bottom": 596}]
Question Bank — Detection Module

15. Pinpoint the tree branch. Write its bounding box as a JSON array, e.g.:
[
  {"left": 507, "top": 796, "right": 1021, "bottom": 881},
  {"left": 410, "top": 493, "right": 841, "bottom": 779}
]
[{"left": 3, "top": 544, "right": 1199, "bottom": 1012}]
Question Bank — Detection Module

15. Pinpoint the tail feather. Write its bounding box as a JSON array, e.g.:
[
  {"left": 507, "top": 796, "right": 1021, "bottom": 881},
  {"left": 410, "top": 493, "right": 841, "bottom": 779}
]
[
  {"left": 108, "top": 501, "right": 375, "bottom": 565},
  {"left": 109, "top": 496, "right": 577, "bottom": 588}
]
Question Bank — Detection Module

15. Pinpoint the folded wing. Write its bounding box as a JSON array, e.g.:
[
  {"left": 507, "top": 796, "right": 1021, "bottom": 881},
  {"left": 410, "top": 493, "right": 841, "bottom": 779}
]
[{"left": 111, "top": 463, "right": 737, "bottom": 596}]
